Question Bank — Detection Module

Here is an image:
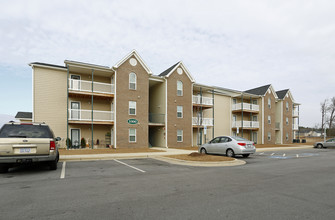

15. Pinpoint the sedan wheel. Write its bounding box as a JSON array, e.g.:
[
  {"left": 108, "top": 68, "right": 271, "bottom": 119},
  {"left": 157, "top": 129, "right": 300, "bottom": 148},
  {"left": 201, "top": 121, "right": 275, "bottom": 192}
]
[
  {"left": 317, "top": 144, "right": 323, "bottom": 149},
  {"left": 226, "top": 149, "right": 235, "bottom": 157},
  {"left": 200, "top": 148, "right": 207, "bottom": 154}
]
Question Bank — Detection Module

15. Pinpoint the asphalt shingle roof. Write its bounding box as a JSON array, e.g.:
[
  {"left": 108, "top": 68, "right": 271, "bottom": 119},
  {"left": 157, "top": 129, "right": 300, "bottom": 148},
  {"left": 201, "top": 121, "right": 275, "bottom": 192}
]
[
  {"left": 244, "top": 84, "right": 271, "bottom": 96},
  {"left": 15, "top": 112, "right": 32, "bottom": 119},
  {"left": 159, "top": 62, "right": 179, "bottom": 76},
  {"left": 276, "top": 89, "right": 289, "bottom": 99}
]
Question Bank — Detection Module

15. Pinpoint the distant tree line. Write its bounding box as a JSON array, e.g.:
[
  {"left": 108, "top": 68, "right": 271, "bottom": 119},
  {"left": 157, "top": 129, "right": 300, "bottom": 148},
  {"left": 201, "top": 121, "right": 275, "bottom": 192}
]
[{"left": 320, "top": 97, "right": 335, "bottom": 130}]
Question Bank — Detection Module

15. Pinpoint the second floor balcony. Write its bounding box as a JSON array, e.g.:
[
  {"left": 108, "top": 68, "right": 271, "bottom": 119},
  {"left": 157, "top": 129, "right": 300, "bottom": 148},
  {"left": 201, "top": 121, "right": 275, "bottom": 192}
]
[
  {"left": 69, "top": 79, "right": 115, "bottom": 97},
  {"left": 293, "top": 109, "right": 299, "bottom": 117},
  {"left": 232, "top": 103, "right": 259, "bottom": 113},
  {"left": 192, "top": 95, "right": 213, "bottom": 107},
  {"left": 293, "top": 124, "right": 299, "bottom": 130},
  {"left": 149, "top": 113, "right": 165, "bottom": 126},
  {"left": 192, "top": 117, "right": 214, "bottom": 127},
  {"left": 232, "top": 121, "right": 259, "bottom": 129},
  {"left": 68, "top": 109, "right": 114, "bottom": 125}
]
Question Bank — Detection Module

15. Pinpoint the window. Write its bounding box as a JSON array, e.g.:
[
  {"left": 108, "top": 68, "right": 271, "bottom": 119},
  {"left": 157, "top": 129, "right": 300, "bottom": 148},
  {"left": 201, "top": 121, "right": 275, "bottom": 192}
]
[
  {"left": 268, "top": 98, "right": 271, "bottom": 108},
  {"left": 129, "top": 73, "right": 136, "bottom": 90},
  {"left": 177, "top": 130, "right": 183, "bottom": 142},
  {"left": 177, "top": 81, "right": 183, "bottom": 96},
  {"left": 177, "top": 106, "right": 183, "bottom": 118},
  {"left": 129, "top": 128, "right": 136, "bottom": 142},
  {"left": 233, "top": 99, "right": 237, "bottom": 104},
  {"left": 268, "top": 132, "right": 271, "bottom": 141},
  {"left": 286, "top": 132, "right": 289, "bottom": 141},
  {"left": 286, "top": 117, "right": 289, "bottom": 125},
  {"left": 252, "top": 99, "right": 257, "bottom": 105},
  {"left": 286, "top": 101, "right": 289, "bottom": 111},
  {"left": 129, "top": 101, "right": 136, "bottom": 115},
  {"left": 268, "top": 115, "right": 271, "bottom": 124}
]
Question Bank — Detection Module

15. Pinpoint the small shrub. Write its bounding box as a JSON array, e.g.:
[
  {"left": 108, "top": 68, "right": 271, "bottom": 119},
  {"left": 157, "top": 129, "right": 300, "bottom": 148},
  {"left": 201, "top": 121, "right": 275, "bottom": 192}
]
[
  {"left": 81, "top": 138, "right": 86, "bottom": 148},
  {"left": 66, "top": 138, "right": 72, "bottom": 149}
]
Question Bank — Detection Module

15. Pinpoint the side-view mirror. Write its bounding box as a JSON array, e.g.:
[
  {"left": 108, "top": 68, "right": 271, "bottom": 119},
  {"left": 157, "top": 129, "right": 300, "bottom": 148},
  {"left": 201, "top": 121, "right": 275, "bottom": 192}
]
[{"left": 55, "top": 137, "right": 61, "bottom": 141}]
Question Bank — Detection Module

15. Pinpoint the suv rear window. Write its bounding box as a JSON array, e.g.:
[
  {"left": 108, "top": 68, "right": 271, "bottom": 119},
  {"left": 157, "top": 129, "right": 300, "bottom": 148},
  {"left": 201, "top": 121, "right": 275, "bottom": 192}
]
[{"left": 0, "top": 124, "right": 54, "bottom": 138}]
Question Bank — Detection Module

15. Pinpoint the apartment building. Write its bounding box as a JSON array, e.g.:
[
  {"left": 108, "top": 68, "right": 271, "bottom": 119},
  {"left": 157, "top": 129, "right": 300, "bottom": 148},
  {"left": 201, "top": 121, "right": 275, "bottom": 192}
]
[{"left": 29, "top": 50, "right": 300, "bottom": 148}]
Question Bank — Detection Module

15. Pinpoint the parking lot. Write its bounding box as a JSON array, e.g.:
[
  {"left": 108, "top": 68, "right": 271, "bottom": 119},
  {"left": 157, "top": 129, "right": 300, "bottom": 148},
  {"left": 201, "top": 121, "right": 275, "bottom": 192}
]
[{"left": 1, "top": 148, "right": 335, "bottom": 220}]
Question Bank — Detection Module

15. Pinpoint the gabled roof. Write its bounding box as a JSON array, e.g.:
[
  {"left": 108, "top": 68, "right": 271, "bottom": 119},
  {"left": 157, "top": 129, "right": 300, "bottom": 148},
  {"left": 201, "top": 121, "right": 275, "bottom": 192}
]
[
  {"left": 113, "top": 50, "right": 152, "bottom": 74},
  {"left": 276, "top": 89, "right": 289, "bottom": 99},
  {"left": 158, "top": 61, "right": 195, "bottom": 83},
  {"left": 15, "top": 112, "right": 32, "bottom": 119},
  {"left": 245, "top": 84, "right": 271, "bottom": 96}
]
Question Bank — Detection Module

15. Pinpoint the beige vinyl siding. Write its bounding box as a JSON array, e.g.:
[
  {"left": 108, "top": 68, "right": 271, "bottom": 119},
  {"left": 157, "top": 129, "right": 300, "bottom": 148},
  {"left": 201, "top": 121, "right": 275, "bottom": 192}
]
[{"left": 33, "top": 66, "right": 67, "bottom": 148}]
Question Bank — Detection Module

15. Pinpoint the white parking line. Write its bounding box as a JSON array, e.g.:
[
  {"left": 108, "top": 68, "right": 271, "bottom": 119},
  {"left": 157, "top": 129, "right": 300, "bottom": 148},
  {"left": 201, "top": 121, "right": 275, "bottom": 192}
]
[
  {"left": 296, "top": 154, "right": 299, "bottom": 158},
  {"left": 113, "top": 159, "right": 146, "bottom": 173},
  {"left": 271, "top": 153, "right": 275, "bottom": 156},
  {"left": 283, "top": 154, "right": 286, "bottom": 157},
  {"left": 60, "top": 161, "right": 66, "bottom": 179},
  {"left": 259, "top": 152, "right": 265, "bottom": 155}
]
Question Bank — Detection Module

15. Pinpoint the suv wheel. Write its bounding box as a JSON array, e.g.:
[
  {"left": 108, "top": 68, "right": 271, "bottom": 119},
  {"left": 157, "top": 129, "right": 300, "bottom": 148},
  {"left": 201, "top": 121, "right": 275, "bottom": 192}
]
[
  {"left": 0, "top": 164, "right": 9, "bottom": 173},
  {"left": 49, "top": 154, "right": 59, "bottom": 170}
]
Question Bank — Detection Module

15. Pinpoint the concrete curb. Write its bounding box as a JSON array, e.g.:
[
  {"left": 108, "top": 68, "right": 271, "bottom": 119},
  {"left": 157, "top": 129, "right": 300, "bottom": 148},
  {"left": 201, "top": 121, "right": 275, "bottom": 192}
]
[{"left": 151, "top": 156, "right": 246, "bottom": 167}]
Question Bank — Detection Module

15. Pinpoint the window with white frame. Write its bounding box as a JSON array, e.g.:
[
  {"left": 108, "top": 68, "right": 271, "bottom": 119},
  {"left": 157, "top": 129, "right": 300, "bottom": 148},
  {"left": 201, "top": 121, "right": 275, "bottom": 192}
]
[
  {"left": 268, "top": 132, "right": 271, "bottom": 141},
  {"left": 286, "top": 101, "right": 289, "bottom": 111},
  {"left": 129, "top": 101, "right": 136, "bottom": 115},
  {"left": 286, "top": 132, "right": 289, "bottom": 141},
  {"left": 286, "top": 117, "right": 289, "bottom": 125},
  {"left": 268, "top": 97, "right": 271, "bottom": 108},
  {"left": 177, "top": 106, "right": 183, "bottom": 118},
  {"left": 177, "top": 81, "right": 183, "bottom": 96},
  {"left": 177, "top": 130, "right": 183, "bottom": 142},
  {"left": 268, "top": 115, "right": 271, "bottom": 124},
  {"left": 129, "top": 72, "right": 136, "bottom": 90},
  {"left": 129, "top": 128, "right": 136, "bottom": 142}
]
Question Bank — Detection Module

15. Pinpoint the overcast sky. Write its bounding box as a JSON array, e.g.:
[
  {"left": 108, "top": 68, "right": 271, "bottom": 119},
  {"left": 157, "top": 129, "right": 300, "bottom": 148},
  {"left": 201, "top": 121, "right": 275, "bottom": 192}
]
[{"left": 0, "top": 0, "right": 334, "bottom": 127}]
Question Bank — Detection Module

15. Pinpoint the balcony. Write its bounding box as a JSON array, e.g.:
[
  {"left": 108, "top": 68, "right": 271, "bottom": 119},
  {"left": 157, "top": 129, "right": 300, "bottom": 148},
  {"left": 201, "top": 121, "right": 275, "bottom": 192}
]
[
  {"left": 68, "top": 109, "right": 114, "bottom": 125},
  {"left": 275, "top": 122, "right": 280, "bottom": 130},
  {"left": 192, "top": 117, "right": 214, "bottom": 127},
  {"left": 293, "top": 110, "right": 299, "bottom": 118},
  {"left": 149, "top": 113, "right": 165, "bottom": 126},
  {"left": 293, "top": 124, "right": 299, "bottom": 130},
  {"left": 192, "top": 95, "right": 213, "bottom": 107},
  {"left": 69, "top": 79, "right": 114, "bottom": 98},
  {"left": 232, "top": 121, "right": 259, "bottom": 130},
  {"left": 232, "top": 103, "right": 259, "bottom": 113}
]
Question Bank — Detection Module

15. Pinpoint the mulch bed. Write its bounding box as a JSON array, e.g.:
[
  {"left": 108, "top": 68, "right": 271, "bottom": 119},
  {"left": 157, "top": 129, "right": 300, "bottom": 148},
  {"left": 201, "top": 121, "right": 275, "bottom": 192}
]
[{"left": 165, "top": 152, "right": 235, "bottom": 162}]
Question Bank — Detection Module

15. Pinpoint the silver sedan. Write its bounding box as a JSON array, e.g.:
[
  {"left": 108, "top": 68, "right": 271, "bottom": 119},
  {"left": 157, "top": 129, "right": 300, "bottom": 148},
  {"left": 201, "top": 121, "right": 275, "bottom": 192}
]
[
  {"left": 199, "top": 136, "right": 256, "bottom": 158},
  {"left": 314, "top": 138, "right": 335, "bottom": 148}
]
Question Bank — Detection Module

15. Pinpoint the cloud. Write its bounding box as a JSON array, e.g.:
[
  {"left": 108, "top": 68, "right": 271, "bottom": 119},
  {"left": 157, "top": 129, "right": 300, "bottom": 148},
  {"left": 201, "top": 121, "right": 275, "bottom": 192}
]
[{"left": 0, "top": 0, "right": 334, "bottom": 127}]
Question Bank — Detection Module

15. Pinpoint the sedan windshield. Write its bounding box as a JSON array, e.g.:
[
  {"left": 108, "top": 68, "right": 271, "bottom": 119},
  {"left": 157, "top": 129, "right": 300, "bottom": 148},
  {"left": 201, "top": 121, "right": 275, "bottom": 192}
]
[{"left": 231, "top": 136, "right": 249, "bottom": 141}]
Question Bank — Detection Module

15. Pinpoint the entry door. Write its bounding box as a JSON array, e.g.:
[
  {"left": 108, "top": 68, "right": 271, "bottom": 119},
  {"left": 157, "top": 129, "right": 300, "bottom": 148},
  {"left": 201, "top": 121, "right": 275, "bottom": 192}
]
[
  {"left": 71, "top": 102, "right": 80, "bottom": 120},
  {"left": 71, "top": 75, "right": 81, "bottom": 90},
  {"left": 252, "top": 132, "right": 257, "bottom": 144},
  {"left": 71, "top": 129, "right": 80, "bottom": 147}
]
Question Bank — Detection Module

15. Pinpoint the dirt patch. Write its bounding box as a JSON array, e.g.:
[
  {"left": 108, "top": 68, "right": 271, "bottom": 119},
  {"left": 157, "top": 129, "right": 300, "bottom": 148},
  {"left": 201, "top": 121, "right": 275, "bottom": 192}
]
[
  {"left": 164, "top": 152, "right": 234, "bottom": 162},
  {"left": 59, "top": 148, "right": 164, "bottom": 155}
]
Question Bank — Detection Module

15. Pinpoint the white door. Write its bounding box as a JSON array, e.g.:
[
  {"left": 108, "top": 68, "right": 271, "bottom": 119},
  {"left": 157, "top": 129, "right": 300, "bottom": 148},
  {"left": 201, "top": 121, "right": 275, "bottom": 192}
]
[
  {"left": 71, "top": 129, "right": 80, "bottom": 147},
  {"left": 71, "top": 102, "right": 80, "bottom": 120},
  {"left": 71, "top": 75, "right": 81, "bottom": 90}
]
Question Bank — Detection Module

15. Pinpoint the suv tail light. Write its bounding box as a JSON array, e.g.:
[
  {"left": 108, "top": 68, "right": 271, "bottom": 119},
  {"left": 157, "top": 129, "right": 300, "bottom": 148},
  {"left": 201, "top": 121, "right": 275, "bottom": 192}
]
[
  {"left": 237, "top": 143, "right": 246, "bottom": 146},
  {"left": 50, "top": 141, "right": 56, "bottom": 150}
]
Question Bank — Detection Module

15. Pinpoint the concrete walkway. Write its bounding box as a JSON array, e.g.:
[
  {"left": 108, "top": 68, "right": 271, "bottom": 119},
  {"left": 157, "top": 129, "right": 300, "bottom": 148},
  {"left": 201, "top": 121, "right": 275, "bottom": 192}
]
[{"left": 59, "top": 145, "right": 314, "bottom": 167}]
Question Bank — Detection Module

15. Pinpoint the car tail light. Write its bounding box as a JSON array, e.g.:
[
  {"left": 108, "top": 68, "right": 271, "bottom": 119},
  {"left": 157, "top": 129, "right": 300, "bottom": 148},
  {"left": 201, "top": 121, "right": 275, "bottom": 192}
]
[
  {"left": 50, "top": 141, "right": 56, "bottom": 150},
  {"left": 237, "top": 143, "right": 246, "bottom": 146}
]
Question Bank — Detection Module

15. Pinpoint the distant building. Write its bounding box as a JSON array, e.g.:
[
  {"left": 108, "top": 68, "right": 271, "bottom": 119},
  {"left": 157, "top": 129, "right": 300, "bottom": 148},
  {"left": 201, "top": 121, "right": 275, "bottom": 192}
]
[{"left": 15, "top": 112, "right": 32, "bottom": 123}]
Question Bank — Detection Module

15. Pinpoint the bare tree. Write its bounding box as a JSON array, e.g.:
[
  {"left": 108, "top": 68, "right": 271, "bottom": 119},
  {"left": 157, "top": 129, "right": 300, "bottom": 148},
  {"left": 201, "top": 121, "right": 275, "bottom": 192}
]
[
  {"left": 320, "top": 99, "right": 328, "bottom": 131},
  {"left": 328, "top": 97, "right": 335, "bottom": 128}
]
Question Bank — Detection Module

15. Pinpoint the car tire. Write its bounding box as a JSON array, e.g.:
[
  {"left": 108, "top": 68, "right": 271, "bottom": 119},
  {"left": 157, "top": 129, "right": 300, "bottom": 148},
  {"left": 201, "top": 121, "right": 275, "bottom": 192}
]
[
  {"left": 242, "top": 154, "right": 250, "bottom": 158},
  {"left": 226, "top": 149, "right": 235, "bottom": 158},
  {"left": 49, "top": 154, "right": 59, "bottom": 170},
  {"left": 0, "top": 164, "right": 9, "bottom": 173},
  {"left": 200, "top": 148, "right": 207, "bottom": 154},
  {"left": 317, "top": 144, "right": 323, "bottom": 149}
]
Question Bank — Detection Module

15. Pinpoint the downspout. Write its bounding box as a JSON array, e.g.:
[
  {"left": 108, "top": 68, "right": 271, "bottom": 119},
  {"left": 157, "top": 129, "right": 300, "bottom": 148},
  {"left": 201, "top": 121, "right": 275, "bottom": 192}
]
[
  {"left": 91, "top": 69, "right": 94, "bottom": 149},
  {"left": 241, "top": 93, "right": 244, "bottom": 137},
  {"left": 66, "top": 65, "right": 69, "bottom": 149},
  {"left": 212, "top": 89, "right": 214, "bottom": 139}
]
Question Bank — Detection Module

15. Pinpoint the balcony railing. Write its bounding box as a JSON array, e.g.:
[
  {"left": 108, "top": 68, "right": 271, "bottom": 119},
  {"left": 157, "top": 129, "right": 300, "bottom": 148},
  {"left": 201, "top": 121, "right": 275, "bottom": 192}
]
[
  {"left": 293, "top": 110, "right": 299, "bottom": 117},
  {"left": 69, "top": 79, "right": 114, "bottom": 94},
  {"left": 293, "top": 124, "right": 299, "bottom": 130},
  {"left": 192, "top": 117, "right": 214, "bottom": 126},
  {"left": 149, "top": 113, "right": 165, "bottom": 124},
  {"left": 68, "top": 109, "right": 114, "bottom": 122},
  {"left": 275, "top": 122, "right": 280, "bottom": 130},
  {"left": 232, "top": 121, "right": 259, "bottom": 129},
  {"left": 192, "top": 95, "right": 213, "bottom": 106},
  {"left": 232, "top": 103, "right": 259, "bottom": 112}
]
